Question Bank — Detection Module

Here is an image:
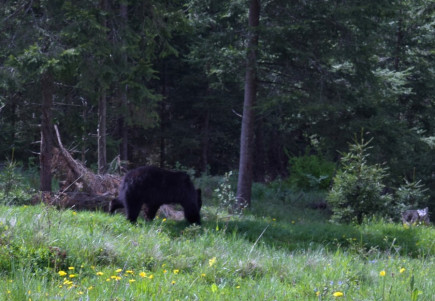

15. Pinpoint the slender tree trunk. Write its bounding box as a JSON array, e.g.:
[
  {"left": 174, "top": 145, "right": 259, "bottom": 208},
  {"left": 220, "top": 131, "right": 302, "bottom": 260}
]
[
  {"left": 119, "top": 2, "right": 129, "bottom": 162},
  {"left": 40, "top": 73, "right": 54, "bottom": 191},
  {"left": 236, "top": 0, "right": 260, "bottom": 209},
  {"left": 98, "top": 0, "right": 109, "bottom": 174},
  {"left": 201, "top": 109, "right": 210, "bottom": 173},
  {"left": 160, "top": 63, "right": 169, "bottom": 168},
  {"left": 98, "top": 91, "right": 107, "bottom": 174}
]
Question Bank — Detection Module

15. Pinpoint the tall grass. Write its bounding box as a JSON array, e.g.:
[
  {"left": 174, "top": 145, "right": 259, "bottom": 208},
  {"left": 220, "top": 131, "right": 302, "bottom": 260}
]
[{"left": 0, "top": 191, "right": 434, "bottom": 300}]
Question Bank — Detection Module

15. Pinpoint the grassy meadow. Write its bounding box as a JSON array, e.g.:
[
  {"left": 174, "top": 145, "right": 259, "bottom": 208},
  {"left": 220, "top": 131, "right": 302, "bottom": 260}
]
[{"left": 0, "top": 181, "right": 434, "bottom": 300}]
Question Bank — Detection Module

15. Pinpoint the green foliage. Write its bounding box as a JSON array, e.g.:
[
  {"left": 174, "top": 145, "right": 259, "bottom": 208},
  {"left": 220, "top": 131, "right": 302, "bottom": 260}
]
[
  {"left": 394, "top": 179, "right": 430, "bottom": 216},
  {"left": 0, "top": 159, "right": 33, "bottom": 205},
  {"left": 288, "top": 153, "right": 335, "bottom": 191},
  {"left": 327, "top": 137, "right": 393, "bottom": 224},
  {"left": 213, "top": 171, "right": 245, "bottom": 215}
]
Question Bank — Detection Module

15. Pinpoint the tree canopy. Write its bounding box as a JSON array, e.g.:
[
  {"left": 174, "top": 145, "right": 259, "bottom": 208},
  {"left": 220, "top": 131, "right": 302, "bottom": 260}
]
[{"left": 1, "top": 0, "right": 434, "bottom": 205}]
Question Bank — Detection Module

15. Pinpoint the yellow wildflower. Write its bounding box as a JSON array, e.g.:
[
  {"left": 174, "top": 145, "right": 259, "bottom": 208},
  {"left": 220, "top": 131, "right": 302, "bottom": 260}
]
[
  {"left": 139, "top": 272, "right": 147, "bottom": 278},
  {"left": 149, "top": 274, "right": 154, "bottom": 279},
  {"left": 209, "top": 257, "right": 217, "bottom": 267},
  {"left": 115, "top": 268, "right": 122, "bottom": 273},
  {"left": 96, "top": 272, "right": 104, "bottom": 276},
  {"left": 380, "top": 270, "right": 386, "bottom": 277},
  {"left": 333, "top": 291, "right": 344, "bottom": 297},
  {"left": 400, "top": 268, "right": 406, "bottom": 274},
  {"left": 173, "top": 269, "right": 180, "bottom": 275},
  {"left": 58, "top": 271, "right": 67, "bottom": 277}
]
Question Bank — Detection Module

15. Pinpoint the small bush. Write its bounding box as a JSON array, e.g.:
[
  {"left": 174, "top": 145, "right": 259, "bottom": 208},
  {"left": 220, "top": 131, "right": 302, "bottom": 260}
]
[
  {"left": 0, "top": 159, "right": 34, "bottom": 205},
  {"left": 327, "top": 137, "right": 393, "bottom": 223},
  {"left": 391, "top": 178, "right": 430, "bottom": 220},
  {"left": 288, "top": 153, "right": 335, "bottom": 191},
  {"left": 213, "top": 171, "right": 245, "bottom": 215}
]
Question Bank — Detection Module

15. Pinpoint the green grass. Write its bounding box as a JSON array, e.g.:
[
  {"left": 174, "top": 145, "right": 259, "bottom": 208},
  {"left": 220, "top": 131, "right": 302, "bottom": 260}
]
[{"left": 0, "top": 190, "right": 434, "bottom": 300}]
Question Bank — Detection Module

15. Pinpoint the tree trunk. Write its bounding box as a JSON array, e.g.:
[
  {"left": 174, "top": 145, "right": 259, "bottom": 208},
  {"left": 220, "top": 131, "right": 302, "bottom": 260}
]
[
  {"left": 40, "top": 73, "right": 54, "bottom": 192},
  {"left": 236, "top": 0, "right": 260, "bottom": 209},
  {"left": 98, "top": 91, "right": 107, "bottom": 174},
  {"left": 201, "top": 109, "right": 210, "bottom": 173},
  {"left": 81, "top": 99, "right": 87, "bottom": 162},
  {"left": 119, "top": 2, "right": 129, "bottom": 162},
  {"left": 160, "top": 63, "right": 169, "bottom": 168}
]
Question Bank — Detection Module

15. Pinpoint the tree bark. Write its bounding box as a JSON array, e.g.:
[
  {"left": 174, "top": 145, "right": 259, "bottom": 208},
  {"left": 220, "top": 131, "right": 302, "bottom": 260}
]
[
  {"left": 201, "top": 109, "right": 210, "bottom": 173},
  {"left": 98, "top": 91, "right": 107, "bottom": 174},
  {"left": 119, "top": 2, "right": 129, "bottom": 162},
  {"left": 236, "top": 0, "right": 260, "bottom": 209},
  {"left": 40, "top": 73, "right": 54, "bottom": 192}
]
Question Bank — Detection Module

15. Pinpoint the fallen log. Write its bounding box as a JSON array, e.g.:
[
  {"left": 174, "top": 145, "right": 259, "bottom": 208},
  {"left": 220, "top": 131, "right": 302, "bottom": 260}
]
[
  {"left": 35, "top": 125, "right": 185, "bottom": 220},
  {"left": 31, "top": 191, "right": 112, "bottom": 212}
]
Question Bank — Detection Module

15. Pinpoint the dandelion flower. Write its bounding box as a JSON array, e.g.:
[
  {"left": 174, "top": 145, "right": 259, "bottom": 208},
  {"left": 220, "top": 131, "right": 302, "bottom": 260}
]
[
  {"left": 58, "top": 271, "right": 67, "bottom": 277},
  {"left": 69, "top": 274, "right": 77, "bottom": 278},
  {"left": 173, "top": 269, "right": 179, "bottom": 275},
  {"left": 96, "top": 272, "right": 104, "bottom": 276},
  {"left": 129, "top": 279, "right": 136, "bottom": 283},
  {"left": 162, "top": 218, "right": 167, "bottom": 222},
  {"left": 171, "top": 280, "right": 176, "bottom": 285},
  {"left": 400, "top": 268, "right": 405, "bottom": 274},
  {"left": 115, "top": 268, "right": 122, "bottom": 273},
  {"left": 149, "top": 274, "right": 154, "bottom": 279},
  {"left": 201, "top": 273, "right": 206, "bottom": 277},
  {"left": 209, "top": 257, "right": 217, "bottom": 267},
  {"left": 333, "top": 291, "right": 344, "bottom": 297},
  {"left": 139, "top": 272, "right": 147, "bottom": 278},
  {"left": 126, "top": 270, "right": 134, "bottom": 274},
  {"left": 68, "top": 267, "right": 75, "bottom": 271},
  {"left": 380, "top": 270, "right": 386, "bottom": 277}
]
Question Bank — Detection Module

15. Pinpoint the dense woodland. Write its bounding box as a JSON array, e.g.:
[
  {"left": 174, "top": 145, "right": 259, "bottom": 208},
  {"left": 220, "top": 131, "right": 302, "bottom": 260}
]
[{"left": 0, "top": 1, "right": 434, "bottom": 208}]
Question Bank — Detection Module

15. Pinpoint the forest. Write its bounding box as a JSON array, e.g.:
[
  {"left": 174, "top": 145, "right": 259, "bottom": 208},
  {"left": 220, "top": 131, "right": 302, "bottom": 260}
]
[
  {"left": 1, "top": 1, "right": 435, "bottom": 300},
  {"left": 1, "top": 0, "right": 434, "bottom": 208}
]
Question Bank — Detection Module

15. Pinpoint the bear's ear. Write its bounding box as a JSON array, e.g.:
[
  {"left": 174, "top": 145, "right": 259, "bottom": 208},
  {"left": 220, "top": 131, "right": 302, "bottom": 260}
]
[{"left": 196, "top": 189, "right": 202, "bottom": 209}]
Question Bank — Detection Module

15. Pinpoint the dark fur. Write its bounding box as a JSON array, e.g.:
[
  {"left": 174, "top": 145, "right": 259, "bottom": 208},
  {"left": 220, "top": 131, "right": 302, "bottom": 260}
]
[{"left": 110, "top": 166, "right": 202, "bottom": 224}]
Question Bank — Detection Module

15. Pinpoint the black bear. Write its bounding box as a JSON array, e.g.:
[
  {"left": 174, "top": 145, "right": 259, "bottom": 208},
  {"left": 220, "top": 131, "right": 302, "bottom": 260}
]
[{"left": 110, "top": 166, "right": 202, "bottom": 224}]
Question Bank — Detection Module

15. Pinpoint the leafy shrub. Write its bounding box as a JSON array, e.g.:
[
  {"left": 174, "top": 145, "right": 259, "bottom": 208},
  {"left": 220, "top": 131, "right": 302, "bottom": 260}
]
[
  {"left": 288, "top": 153, "right": 335, "bottom": 191},
  {"left": 213, "top": 171, "right": 245, "bottom": 215},
  {"left": 0, "top": 159, "right": 34, "bottom": 205},
  {"left": 327, "top": 137, "right": 393, "bottom": 223}
]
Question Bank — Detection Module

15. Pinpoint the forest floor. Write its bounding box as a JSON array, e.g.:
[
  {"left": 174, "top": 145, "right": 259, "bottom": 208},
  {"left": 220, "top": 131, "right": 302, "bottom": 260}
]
[{"left": 0, "top": 183, "right": 434, "bottom": 300}]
